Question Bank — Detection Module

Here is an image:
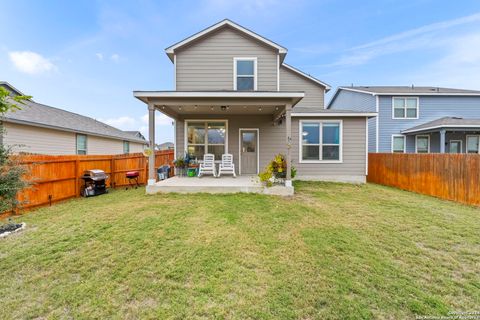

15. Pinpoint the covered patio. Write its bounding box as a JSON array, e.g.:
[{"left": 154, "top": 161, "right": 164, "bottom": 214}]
[
  {"left": 402, "top": 117, "right": 480, "bottom": 153},
  {"left": 133, "top": 90, "right": 304, "bottom": 195}
]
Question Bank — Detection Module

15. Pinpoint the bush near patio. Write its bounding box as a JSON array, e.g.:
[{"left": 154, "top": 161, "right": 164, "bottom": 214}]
[{"left": 1, "top": 181, "right": 479, "bottom": 319}]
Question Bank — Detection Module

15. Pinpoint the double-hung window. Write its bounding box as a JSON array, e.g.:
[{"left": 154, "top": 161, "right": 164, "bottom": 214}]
[
  {"left": 234, "top": 58, "right": 256, "bottom": 91},
  {"left": 300, "top": 121, "right": 342, "bottom": 162},
  {"left": 392, "top": 135, "right": 405, "bottom": 153},
  {"left": 76, "top": 134, "right": 87, "bottom": 155},
  {"left": 467, "top": 135, "right": 480, "bottom": 153},
  {"left": 393, "top": 97, "right": 418, "bottom": 119},
  {"left": 415, "top": 135, "right": 430, "bottom": 153},
  {"left": 186, "top": 121, "right": 227, "bottom": 160}
]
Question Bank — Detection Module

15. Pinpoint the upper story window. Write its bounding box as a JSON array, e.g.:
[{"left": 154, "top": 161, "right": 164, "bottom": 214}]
[
  {"left": 234, "top": 58, "right": 257, "bottom": 91},
  {"left": 76, "top": 134, "right": 87, "bottom": 155},
  {"left": 392, "top": 97, "right": 418, "bottom": 119},
  {"left": 300, "top": 120, "right": 342, "bottom": 162}
]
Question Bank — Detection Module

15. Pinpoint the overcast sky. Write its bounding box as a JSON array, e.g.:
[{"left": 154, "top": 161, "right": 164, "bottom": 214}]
[{"left": 2, "top": 0, "right": 480, "bottom": 143}]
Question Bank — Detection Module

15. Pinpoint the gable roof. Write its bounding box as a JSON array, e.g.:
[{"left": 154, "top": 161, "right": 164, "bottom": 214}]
[
  {"left": 402, "top": 117, "right": 480, "bottom": 134},
  {"left": 165, "top": 19, "right": 288, "bottom": 62},
  {"left": 0, "top": 81, "right": 27, "bottom": 97},
  {"left": 281, "top": 63, "right": 331, "bottom": 91},
  {"left": 3, "top": 98, "right": 147, "bottom": 144}
]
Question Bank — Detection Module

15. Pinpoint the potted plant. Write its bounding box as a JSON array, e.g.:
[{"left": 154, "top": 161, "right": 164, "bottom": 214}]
[
  {"left": 258, "top": 154, "right": 296, "bottom": 187},
  {"left": 173, "top": 157, "right": 186, "bottom": 176}
]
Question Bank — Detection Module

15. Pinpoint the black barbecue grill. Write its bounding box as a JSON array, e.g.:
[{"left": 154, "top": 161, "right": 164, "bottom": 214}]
[{"left": 81, "top": 169, "right": 109, "bottom": 197}]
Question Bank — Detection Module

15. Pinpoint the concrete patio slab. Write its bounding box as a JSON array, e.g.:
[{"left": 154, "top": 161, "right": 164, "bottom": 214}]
[{"left": 146, "top": 175, "right": 294, "bottom": 196}]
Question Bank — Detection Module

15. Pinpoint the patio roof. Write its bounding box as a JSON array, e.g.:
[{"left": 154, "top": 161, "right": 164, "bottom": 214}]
[{"left": 402, "top": 117, "right": 480, "bottom": 134}]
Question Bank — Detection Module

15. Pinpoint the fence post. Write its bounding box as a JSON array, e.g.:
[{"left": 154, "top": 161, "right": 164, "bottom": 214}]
[
  {"left": 110, "top": 156, "right": 115, "bottom": 188},
  {"left": 75, "top": 159, "right": 80, "bottom": 197}
]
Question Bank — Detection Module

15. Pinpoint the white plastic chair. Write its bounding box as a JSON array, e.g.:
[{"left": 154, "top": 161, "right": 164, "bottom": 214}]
[
  {"left": 198, "top": 153, "right": 217, "bottom": 177},
  {"left": 217, "top": 154, "right": 236, "bottom": 178}
]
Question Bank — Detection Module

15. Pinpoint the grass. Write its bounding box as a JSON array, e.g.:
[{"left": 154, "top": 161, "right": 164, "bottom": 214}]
[{"left": 1, "top": 181, "right": 479, "bottom": 319}]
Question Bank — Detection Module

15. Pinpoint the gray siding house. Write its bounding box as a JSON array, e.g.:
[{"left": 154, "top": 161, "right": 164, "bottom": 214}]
[
  {"left": 134, "top": 19, "right": 375, "bottom": 188},
  {"left": 327, "top": 86, "right": 480, "bottom": 154},
  {"left": 1, "top": 82, "right": 147, "bottom": 155}
]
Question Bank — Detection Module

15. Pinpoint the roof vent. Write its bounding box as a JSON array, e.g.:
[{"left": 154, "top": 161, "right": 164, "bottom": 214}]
[
  {"left": 452, "top": 117, "right": 463, "bottom": 120},
  {"left": 411, "top": 84, "right": 414, "bottom": 89}
]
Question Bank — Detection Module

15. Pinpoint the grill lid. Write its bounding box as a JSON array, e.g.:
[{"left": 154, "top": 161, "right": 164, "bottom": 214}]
[{"left": 81, "top": 169, "right": 109, "bottom": 181}]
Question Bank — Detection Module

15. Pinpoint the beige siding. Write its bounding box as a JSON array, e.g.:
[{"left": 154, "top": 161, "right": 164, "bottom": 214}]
[
  {"left": 86, "top": 136, "right": 124, "bottom": 155},
  {"left": 175, "top": 115, "right": 367, "bottom": 180},
  {"left": 292, "top": 117, "right": 367, "bottom": 181},
  {"left": 3, "top": 122, "right": 145, "bottom": 155},
  {"left": 176, "top": 26, "right": 278, "bottom": 91},
  {"left": 280, "top": 66, "right": 325, "bottom": 108},
  {"left": 3, "top": 122, "right": 76, "bottom": 154}
]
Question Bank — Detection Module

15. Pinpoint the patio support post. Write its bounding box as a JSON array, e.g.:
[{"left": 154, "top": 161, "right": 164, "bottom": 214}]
[
  {"left": 285, "top": 103, "right": 292, "bottom": 188},
  {"left": 440, "top": 129, "right": 446, "bottom": 153},
  {"left": 148, "top": 103, "right": 156, "bottom": 185}
]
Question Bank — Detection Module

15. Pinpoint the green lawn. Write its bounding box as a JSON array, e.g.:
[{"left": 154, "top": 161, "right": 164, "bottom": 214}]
[{"left": 1, "top": 182, "right": 479, "bottom": 319}]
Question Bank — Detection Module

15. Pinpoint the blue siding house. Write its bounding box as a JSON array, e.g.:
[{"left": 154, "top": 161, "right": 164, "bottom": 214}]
[{"left": 327, "top": 86, "right": 480, "bottom": 154}]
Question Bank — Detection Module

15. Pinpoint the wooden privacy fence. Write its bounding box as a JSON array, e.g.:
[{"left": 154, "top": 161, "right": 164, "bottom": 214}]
[
  {"left": 368, "top": 153, "right": 480, "bottom": 206},
  {"left": 13, "top": 150, "right": 174, "bottom": 212}
]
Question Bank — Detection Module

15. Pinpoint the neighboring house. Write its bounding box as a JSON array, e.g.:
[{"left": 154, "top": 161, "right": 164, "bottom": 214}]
[
  {"left": 125, "top": 130, "right": 147, "bottom": 141},
  {"left": 134, "top": 19, "right": 374, "bottom": 186},
  {"left": 327, "top": 86, "right": 480, "bottom": 154},
  {"left": 1, "top": 82, "right": 147, "bottom": 155},
  {"left": 156, "top": 142, "right": 174, "bottom": 151}
]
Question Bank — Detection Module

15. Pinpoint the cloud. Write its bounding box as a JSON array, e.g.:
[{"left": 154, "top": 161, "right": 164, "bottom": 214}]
[
  {"left": 8, "top": 51, "right": 57, "bottom": 74},
  {"left": 100, "top": 113, "right": 173, "bottom": 140},
  {"left": 95, "top": 53, "right": 104, "bottom": 60},
  {"left": 110, "top": 53, "right": 120, "bottom": 62},
  {"left": 328, "top": 12, "right": 480, "bottom": 67},
  {"left": 101, "top": 116, "right": 136, "bottom": 128}
]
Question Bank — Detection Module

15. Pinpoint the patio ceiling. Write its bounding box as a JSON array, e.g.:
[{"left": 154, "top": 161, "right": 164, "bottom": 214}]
[{"left": 133, "top": 91, "right": 305, "bottom": 119}]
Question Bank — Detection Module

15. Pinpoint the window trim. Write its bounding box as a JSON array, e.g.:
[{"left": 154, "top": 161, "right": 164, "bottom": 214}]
[
  {"left": 415, "top": 135, "right": 430, "bottom": 153},
  {"left": 76, "top": 134, "right": 87, "bottom": 155},
  {"left": 299, "top": 119, "right": 343, "bottom": 164},
  {"left": 391, "top": 97, "right": 419, "bottom": 119},
  {"left": 391, "top": 134, "right": 406, "bottom": 153},
  {"left": 466, "top": 135, "right": 480, "bottom": 154},
  {"left": 449, "top": 139, "right": 463, "bottom": 153},
  {"left": 233, "top": 57, "right": 257, "bottom": 91},
  {"left": 184, "top": 119, "right": 229, "bottom": 161}
]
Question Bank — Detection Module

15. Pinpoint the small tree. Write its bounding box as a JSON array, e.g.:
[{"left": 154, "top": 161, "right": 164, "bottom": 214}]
[{"left": 0, "top": 87, "right": 31, "bottom": 213}]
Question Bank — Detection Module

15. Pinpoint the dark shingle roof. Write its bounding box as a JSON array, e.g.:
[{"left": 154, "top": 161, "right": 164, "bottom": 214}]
[
  {"left": 4, "top": 99, "right": 146, "bottom": 143},
  {"left": 342, "top": 86, "right": 480, "bottom": 95},
  {"left": 402, "top": 117, "right": 480, "bottom": 134}
]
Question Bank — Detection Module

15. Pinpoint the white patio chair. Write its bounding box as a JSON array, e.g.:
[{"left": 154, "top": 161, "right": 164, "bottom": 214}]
[
  {"left": 217, "top": 154, "right": 236, "bottom": 178},
  {"left": 198, "top": 153, "right": 217, "bottom": 177}
]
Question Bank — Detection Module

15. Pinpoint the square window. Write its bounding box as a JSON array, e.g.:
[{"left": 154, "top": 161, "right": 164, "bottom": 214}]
[
  {"left": 394, "top": 107, "right": 405, "bottom": 118},
  {"left": 416, "top": 136, "right": 429, "bottom": 153},
  {"left": 392, "top": 136, "right": 405, "bottom": 153},
  {"left": 406, "top": 108, "right": 417, "bottom": 118},
  {"left": 237, "top": 60, "right": 254, "bottom": 75}
]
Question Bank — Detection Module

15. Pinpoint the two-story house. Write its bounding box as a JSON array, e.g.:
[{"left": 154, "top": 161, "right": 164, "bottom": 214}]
[
  {"left": 134, "top": 19, "right": 375, "bottom": 191},
  {"left": 327, "top": 86, "right": 480, "bottom": 154}
]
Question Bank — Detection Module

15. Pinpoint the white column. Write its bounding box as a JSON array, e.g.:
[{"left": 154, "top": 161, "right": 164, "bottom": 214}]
[
  {"left": 440, "top": 129, "right": 446, "bottom": 153},
  {"left": 148, "top": 103, "right": 156, "bottom": 185},
  {"left": 285, "top": 104, "right": 292, "bottom": 187}
]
